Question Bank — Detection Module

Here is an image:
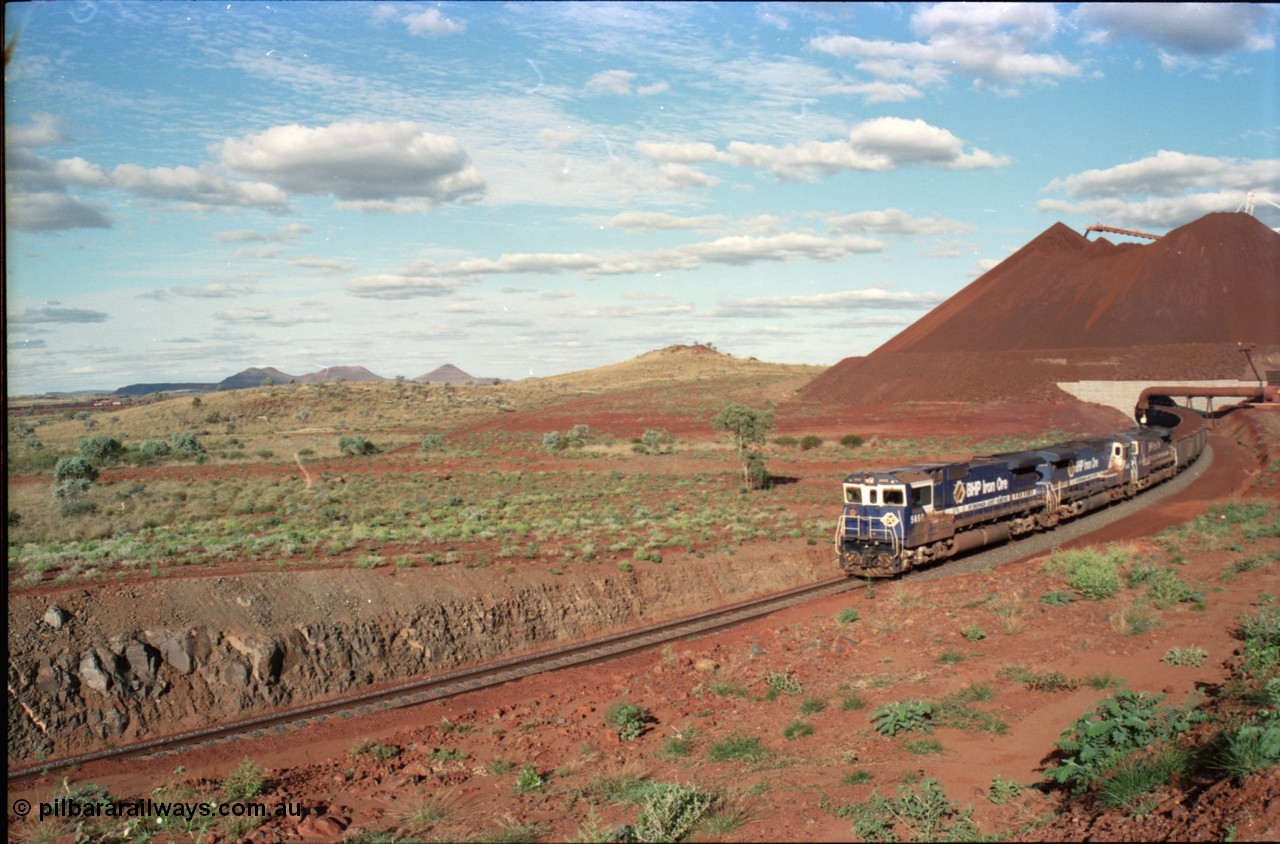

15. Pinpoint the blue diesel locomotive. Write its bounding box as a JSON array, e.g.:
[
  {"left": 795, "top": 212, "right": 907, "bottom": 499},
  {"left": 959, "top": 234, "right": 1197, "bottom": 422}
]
[{"left": 836, "top": 412, "right": 1207, "bottom": 577}]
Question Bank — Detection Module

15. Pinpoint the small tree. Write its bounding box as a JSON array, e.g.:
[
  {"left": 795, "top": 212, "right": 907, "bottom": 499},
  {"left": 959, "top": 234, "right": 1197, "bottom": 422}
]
[
  {"left": 339, "top": 434, "right": 379, "bottom": 456},
  {"left": 55, "top": 456, "right": 99, "bottom": 486},
  {"left": 78, "top": 435, "right": 125, "bottom": 465},
  {"left": 543, "top": 424, "right": 589, "bottom": 453},
  {"left": 135, "top": 439, "right": 173, "bottom": 462},
  {"left": 712, "top": 403, "right": 774, "bottom": 490},
  {"left": 171, "top": 432, "right": 205, "bottom": 457},
  {"left": 53, "top": 456, "right": 99, "bottom": 515},
  {"left": 635, "top": 428, "right": 674, "bottom": 455}
]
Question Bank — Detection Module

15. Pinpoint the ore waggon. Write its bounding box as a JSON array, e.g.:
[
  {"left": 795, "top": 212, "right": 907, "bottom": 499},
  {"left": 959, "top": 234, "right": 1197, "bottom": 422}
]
[{"left": 835, "top": 405, "right": 1207, "bottom": 577}]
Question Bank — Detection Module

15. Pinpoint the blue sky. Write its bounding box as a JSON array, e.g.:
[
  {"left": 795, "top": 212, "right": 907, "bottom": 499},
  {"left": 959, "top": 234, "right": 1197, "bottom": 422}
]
[{"left": 6, "top": 2, "right": 1279, "bottom": 394}]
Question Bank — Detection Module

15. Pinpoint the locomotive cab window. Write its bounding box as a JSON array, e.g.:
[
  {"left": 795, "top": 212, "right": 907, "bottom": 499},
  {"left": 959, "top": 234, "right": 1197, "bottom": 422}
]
[
  {"left": 844, "top": 486, "right": 861, "bottom": 504},
  {"left": 882, "top": 487, "right": 905, "bottom": 506},
  {"left": 910, "top": 484, "right": 932, "bottom": 508}
]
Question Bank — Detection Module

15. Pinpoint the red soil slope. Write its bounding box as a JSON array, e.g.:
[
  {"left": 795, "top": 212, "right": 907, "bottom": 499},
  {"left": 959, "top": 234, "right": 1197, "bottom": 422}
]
[{"left": 802, "top": 212, "right": 1280, "bottom": 405}]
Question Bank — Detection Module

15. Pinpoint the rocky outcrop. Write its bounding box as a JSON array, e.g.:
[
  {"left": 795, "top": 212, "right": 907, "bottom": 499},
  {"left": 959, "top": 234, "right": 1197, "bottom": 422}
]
[{"left": 7, "top": 546, "right": 826, "bottom": 763}]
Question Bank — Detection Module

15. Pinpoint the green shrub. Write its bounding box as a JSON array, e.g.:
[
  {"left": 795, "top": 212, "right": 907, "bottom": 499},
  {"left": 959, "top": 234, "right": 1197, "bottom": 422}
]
[
  {"left": 773, "top": 435, "right": 798, "bottom": 448},
  {"left": 1026, "top": 672, "right": 1079, "bottom": 692},
  {"left": 223, "top": 756, "right": 268, "bottom": 801},
  {"left": 1045, "top": 546, "right": 1128, "bottom": 600},
  {"left": 660, "top": 729, "right": 699, "bottom": 759},
  {"left": 783, "top": 720, "right": 815, "bottom": 740},
  {"left": 352, "top": 740, "right": 400, "bottom": 760},
  {"left": 53, "top": 456, "right": 98, "bottom": 514},
  {"left": 987, "top": 775, "right": 1022, "bottom": 804},
  {"left": 798, "top": 697, "right": 826, "bottom": 716},
  {"left": 430, "top": 747, "right": 468, "bottom": 761},
  {"left": 54, "top": 455, "right": 98, "bottom": 485},
  {"left": 1238, "top": 606, "right": 1280, "bottom": 678},
  {"left": 638, "top": 428, "right": 675, "bottom": 455},
  {"left": 799, "top": 435, "right": 823, "bottom": 451},
  {"left": 135, "top": 439, "right": 172, "bottom": 461},
  {"left": 931, "top": 687, "right": 1007, "bottom": 735},
  {"left": 841, "top": 692, "right": 866, "bottom": 711},
  {"left": 1097, "top": 744, "right": 1189, "bottom": 810},
  {"left": 764, "top": 671, "right": 802, "bottom": 699},
  {"left": 830, "top": 778, "right": 978, "bottom": 842},
  {"left": 78, "top": 434, "right": 126, "bottom": 465},
  {"left": 707, "top": 734, "right": 768, "bottom": 763},
  {"left": 514, "top": 764, "right": 545, "bottom": 794},
  {"left": 1161, "top": 646, "right": 1208, "bottom": 667},
  {"left": 170, "top": 432, "right": 204, "bottom": 457},
  {"left": 1207, "top": 722, "right": 1280, "bottom": 777},
  {"left": 1132, "top": 566, "right": 1203, "bottom": 609},
  {"left": 836, "top": 608, "right": 861, "bottom": 624},
  {"left": 338, "top": 434, "right": 379, "bottom": 456},
  {"left": 1043, "top": 691, "right": 1209, "bottom": 795},
  {"left": 904, "top": 737, "right": 944, "bottom": 755},
  {"left": 630, "top": 783, "right": 712, "bottom": 843},
  {"left": 543, "top": 424, "right": 589, "bottom": 452},
  {"left": 871, "top": 700, "right": 934, "bottom": 736},
  {"left": 840, "top": 434, "right": 865, "bottom": 448},
  {"left": 419, "top": 434, "right": 444, "bottom": 453},
  {"left": 606, "top": 702, "right": 652, "bottom": 740}
]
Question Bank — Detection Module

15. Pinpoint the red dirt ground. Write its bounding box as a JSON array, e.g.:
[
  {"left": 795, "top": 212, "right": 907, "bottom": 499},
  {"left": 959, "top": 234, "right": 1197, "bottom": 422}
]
[{"left": 10, "top": 404, "right": 1280, "bottom": 844}]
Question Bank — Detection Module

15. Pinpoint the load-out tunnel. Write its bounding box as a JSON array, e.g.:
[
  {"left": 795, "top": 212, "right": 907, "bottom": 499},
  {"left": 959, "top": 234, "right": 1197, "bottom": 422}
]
[{"left": 1135, "top": 385, "right": 1276, "bottom": 424}]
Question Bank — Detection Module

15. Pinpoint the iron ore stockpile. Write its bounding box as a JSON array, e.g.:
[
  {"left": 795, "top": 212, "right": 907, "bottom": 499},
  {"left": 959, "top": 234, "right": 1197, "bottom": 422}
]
[{"left": 801, "top": 211, "right": 1280, "bottom": 405}]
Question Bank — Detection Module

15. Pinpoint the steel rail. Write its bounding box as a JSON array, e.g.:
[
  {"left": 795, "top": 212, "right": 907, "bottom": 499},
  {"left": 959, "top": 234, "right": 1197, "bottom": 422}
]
[{"left": 8, "top": 574, "right": 861, "bottom": 784}]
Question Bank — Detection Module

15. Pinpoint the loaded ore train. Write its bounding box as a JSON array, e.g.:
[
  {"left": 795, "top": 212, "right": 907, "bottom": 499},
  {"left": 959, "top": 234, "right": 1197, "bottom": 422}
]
[{"left": 835, "top": 404, "right": 1208, "bottom": 577}]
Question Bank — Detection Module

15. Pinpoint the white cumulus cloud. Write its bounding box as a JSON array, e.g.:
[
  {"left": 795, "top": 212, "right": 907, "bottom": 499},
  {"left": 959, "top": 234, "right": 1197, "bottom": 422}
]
[
  {"left": 728, "top": 117, "right": 1009, "bottom": 181},
  {"left": 1075, "top": 3, "right": 1275, "bottom": 55},
  {"left": 812, "top": 2, "right": 1080, "bottom": 92},
  {"left": 218, "top": 121, "right": 485, "bottom": 205},
  {"left": 827, "top": 208, "right": 976, "bottom": 235}
]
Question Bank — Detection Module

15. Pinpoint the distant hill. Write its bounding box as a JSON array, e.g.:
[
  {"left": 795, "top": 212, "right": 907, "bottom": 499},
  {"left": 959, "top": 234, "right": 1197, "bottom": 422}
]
[
  {"left": 801, "top": 212, "right": 1280, "bottom": 405},
  {"left": 216, "top": 367, "right": 301, "bottom": 390},
  {"left": 114, "top": 382, "right": 216, "bottom": 397},
  {"left": 530, "top": 344, "right": 822, "bottom": 393},
  {"left": 213, "top": 365, "right": 386, "bottom": 390},
  {"left": 415, "top": 364, "right": 473, "bottom": 384},
  {"left": 297, "top": 366, "right": 385, "bottom": 384},
  {"left": 414, "top": 364, "right": 506, "bottom": 385}
]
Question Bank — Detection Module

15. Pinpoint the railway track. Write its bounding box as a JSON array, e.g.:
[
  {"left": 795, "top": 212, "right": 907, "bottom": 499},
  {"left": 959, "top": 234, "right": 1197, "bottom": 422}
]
[
  {"left": 8, "top": 574, "right": 862, "bottom": 785},
  {"left": 9, "top": 418, "right": 1217, "bottom": 787}
]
